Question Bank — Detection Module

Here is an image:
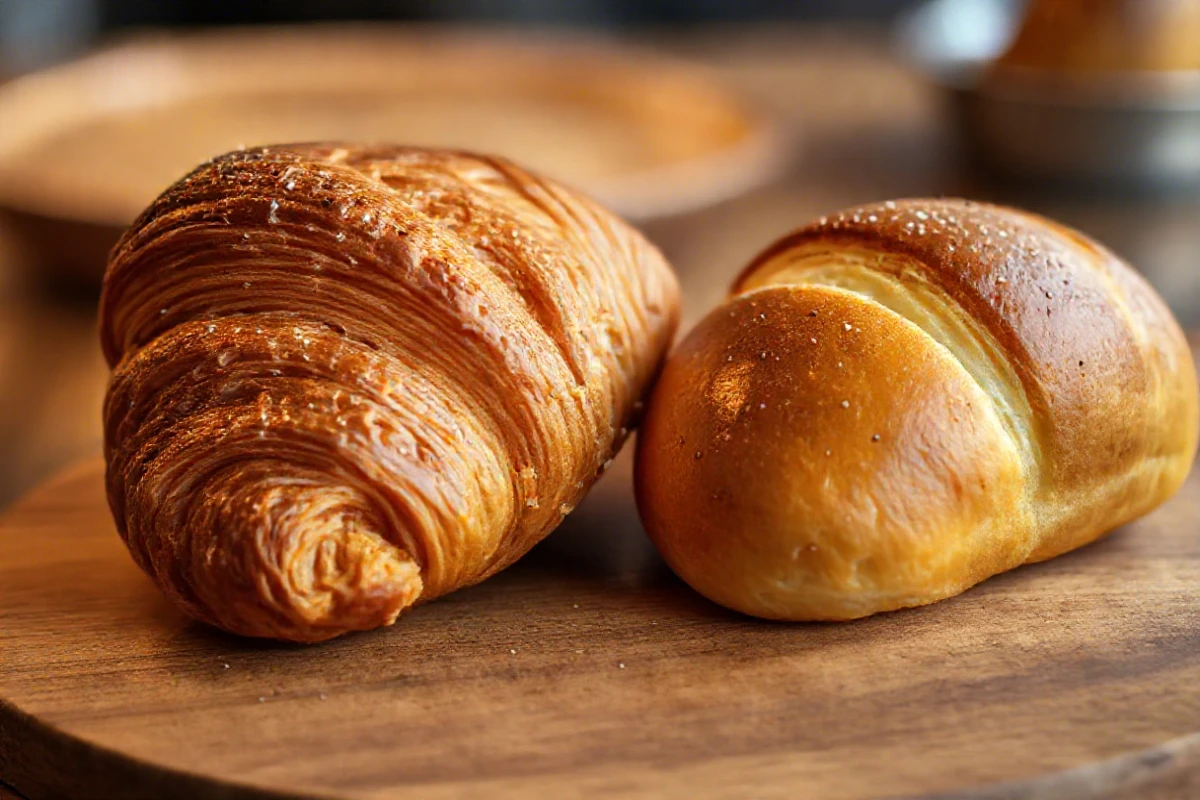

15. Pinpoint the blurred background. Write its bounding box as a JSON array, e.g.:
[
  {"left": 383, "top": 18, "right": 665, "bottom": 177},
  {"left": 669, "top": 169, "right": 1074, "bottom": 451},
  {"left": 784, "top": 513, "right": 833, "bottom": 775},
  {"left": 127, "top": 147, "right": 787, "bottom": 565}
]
[
  {"left": 1, "top": 0, "right": 1199, "bottom": 507},
  {"left": 1, "top": 1, "right": 923, "bottom": 72}
]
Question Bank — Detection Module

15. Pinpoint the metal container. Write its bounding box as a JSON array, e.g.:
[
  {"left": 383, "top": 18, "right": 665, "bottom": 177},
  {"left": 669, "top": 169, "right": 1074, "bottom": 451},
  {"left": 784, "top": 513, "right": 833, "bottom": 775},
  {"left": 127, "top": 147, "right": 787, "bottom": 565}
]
[{"left": 896, "top": 0, "right": 1200, "bottom": 190}]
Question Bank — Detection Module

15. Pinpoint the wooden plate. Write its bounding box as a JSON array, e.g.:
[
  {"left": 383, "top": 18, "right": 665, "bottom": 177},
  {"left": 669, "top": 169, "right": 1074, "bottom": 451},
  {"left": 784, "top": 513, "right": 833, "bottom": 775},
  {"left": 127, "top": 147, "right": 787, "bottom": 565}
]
[
  {"left": 0, "top": 25, "right": 784, "bottom": 286},
  {"left": 1, "top": 452, "right": 1199, "bottom": 799}
]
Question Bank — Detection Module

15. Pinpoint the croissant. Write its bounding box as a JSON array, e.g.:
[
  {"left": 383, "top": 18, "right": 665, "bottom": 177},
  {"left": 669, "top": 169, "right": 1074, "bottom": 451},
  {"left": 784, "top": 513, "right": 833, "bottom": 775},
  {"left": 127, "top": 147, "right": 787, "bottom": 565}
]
[
  {"left": 635, "top": 199, "right": 1198, "bottom": 621},
  {"left": 101, "top": 144, "right": 679, "bottom": 642}
]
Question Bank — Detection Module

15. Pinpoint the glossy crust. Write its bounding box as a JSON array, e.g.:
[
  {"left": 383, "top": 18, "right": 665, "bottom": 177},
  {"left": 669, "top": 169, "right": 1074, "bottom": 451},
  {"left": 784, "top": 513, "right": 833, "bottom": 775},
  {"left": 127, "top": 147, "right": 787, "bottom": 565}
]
[
  {"left": 101, "top": 144, "right": 679, "bottom": 642},
  {"left": 635, "top": 198, "right": 1198, "bottom": 620}
]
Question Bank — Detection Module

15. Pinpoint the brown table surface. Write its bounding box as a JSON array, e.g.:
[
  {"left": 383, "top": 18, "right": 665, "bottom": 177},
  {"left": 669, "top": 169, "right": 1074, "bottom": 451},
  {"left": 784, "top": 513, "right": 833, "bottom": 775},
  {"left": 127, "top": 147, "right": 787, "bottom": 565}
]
[
  {"left": 2, "top": 25, "right": 1200, "bottom": 800},
  {"left": 1, "top": 23, "right": 1198, "bottom": 505}
]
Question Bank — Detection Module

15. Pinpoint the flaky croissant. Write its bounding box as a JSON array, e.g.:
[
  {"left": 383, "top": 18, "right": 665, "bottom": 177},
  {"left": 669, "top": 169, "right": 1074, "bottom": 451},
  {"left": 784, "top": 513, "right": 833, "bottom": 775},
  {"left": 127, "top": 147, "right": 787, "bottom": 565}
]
[
  {"left": 101, "top": 144, "right": 679, "bottom": 642},
  {"left": 636, "top": 199, "right": 1198, "bottom": 621}
]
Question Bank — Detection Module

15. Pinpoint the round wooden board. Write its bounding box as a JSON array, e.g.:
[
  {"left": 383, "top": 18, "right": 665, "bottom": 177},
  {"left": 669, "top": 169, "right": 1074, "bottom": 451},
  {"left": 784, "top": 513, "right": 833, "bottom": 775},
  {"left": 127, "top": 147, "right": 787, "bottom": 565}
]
[{"left": 2, "top": 455, "right": 1199, "bottom": 800}]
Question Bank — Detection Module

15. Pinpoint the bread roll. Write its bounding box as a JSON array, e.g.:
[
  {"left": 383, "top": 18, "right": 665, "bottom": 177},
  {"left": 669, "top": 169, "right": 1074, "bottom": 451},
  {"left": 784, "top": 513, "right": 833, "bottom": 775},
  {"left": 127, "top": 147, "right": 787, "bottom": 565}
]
[
  {"left": 996, "top": 0, "right": 1200, "bottom": 73},
  {"left": 101, "top": 144, "right": 679, "bottom": 642},
  {"left": 635, "top": 199, "right": 1197, "bottom": 620}
]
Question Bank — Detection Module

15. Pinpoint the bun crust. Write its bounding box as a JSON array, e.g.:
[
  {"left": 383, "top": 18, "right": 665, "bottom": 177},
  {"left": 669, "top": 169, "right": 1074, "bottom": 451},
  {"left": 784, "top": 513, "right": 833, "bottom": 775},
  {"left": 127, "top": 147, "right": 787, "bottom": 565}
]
[
  {"left": 636, "top": 198, "right": 1197, "bottom": 619},
  {"left": 102, "top": 144, "right": 679, "bottom": 641}
]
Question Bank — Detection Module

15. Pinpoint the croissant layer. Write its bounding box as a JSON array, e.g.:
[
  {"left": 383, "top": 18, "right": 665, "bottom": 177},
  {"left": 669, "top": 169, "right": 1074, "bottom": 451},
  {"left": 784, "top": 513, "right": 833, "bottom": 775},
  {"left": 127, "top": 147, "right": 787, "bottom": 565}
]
[{"left": 101, "top": 144, "right": 679, "bottom": 641}]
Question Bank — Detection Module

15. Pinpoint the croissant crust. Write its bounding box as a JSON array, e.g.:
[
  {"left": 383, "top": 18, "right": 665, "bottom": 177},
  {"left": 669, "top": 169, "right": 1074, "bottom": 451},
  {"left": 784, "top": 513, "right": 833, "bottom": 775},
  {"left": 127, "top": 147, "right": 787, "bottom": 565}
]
[{"left": 101, "top": 144, "right": 679, "bottom": 641}]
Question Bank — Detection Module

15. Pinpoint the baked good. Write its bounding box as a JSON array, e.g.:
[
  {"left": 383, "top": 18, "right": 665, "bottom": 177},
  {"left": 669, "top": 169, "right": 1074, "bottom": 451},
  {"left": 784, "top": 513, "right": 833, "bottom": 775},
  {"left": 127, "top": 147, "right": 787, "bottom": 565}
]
[
  {"left": 995, "top": 0, "right": 1200, "bottom": 73},
  {"left": 635, "top": 198, "right": 1197, "bottom": 620},
  {"left": 101, "top": 143, "right": 679, "bottom": 642}
]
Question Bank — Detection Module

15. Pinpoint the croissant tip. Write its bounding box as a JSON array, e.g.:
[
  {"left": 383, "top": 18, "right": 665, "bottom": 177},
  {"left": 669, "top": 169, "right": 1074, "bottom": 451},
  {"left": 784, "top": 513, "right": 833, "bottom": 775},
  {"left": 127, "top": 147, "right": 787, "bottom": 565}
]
[
  {"left": 179, "top": 512, "right": 426, "bottom": 644},
  {"left": 272, "top": 543, "right": 425, "bottom": 643}
]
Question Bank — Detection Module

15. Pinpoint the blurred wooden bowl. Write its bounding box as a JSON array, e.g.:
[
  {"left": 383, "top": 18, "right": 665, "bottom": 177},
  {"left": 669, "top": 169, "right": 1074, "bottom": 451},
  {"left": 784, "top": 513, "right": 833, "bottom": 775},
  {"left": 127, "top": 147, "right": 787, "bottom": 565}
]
[{"left": 0, "top": 25, "right": 785, "bottom": 289}]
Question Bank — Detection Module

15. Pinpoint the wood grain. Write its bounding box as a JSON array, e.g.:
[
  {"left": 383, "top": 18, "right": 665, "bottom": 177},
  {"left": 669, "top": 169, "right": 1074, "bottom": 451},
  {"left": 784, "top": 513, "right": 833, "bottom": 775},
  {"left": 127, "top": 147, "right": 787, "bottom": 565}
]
[{"left": 2, "top": 449, "right": 1199, "bottom": 799}]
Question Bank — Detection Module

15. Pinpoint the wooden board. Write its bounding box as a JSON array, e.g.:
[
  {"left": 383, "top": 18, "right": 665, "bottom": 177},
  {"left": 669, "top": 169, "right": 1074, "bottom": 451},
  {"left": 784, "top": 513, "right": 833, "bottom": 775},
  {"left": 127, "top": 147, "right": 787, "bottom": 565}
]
[
  {"left": 0, "top": 25, "right": 783, "bottom": 286},
  {"left": 2, "top": 453, "right": 1200, "bottom": 800}
]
